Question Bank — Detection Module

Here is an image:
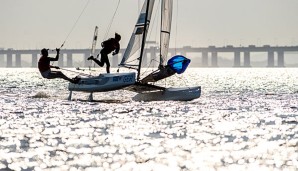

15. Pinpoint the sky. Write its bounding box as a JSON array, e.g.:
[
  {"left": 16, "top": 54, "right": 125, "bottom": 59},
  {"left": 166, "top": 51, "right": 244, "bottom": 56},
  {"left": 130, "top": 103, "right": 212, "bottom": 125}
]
[{"left": 0, "top": 0, "right": 298, "bottom": 50}]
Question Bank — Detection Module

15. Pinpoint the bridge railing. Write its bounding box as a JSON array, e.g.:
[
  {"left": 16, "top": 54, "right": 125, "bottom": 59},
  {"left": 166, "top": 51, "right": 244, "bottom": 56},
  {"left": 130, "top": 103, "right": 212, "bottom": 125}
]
[{"left": 0, "top": 45, "right": 297, "bottom": 68}]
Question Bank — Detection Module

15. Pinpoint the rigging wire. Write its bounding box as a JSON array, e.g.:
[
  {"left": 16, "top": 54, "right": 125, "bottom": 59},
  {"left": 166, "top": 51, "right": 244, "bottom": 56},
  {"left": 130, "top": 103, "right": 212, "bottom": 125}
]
[
  {"left": 59, "top": 0, "right": 91, "bottom": 49},
  {"left": 96, "top": 0, "right": 120, "bottom": 69},
  {"left": 165, "top": 0, "right": 180, "bottom": 88},
  {"left": 174, "top": 0, "right": 179, "bottom": 54},
  {"left": 59, "top": 68, "right": 92, "bottom": 77},
  {"left": 140, "top": 0, "right": 161, "bottom": 77},
  {"left": 51, "top": 0, "right": 91, "bottom": 68},
  {"left": 103, "top": 0, "right": 121, "bottom": 40},
  {"left": 172, "top": 0, "right": 190, "bottom": 87},
  {"left": 174, "top": 73, "right": 188, "bottom": 87}
]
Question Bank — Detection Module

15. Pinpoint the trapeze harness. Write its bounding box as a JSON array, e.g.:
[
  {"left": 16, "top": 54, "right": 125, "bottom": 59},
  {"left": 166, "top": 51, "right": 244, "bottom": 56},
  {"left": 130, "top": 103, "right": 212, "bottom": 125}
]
[
  {"left": 38, "top": 56, "right": 51, "bottom": 78},
  {"left": 101, "top": 38, "right": 120, "bottom": 54}
]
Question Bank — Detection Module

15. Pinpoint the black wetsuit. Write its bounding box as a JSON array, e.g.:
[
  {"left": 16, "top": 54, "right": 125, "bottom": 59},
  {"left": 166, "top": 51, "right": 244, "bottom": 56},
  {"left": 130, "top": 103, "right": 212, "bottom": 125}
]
[{"left": 93, "top": 38, "right": 120, "bottom": 73}]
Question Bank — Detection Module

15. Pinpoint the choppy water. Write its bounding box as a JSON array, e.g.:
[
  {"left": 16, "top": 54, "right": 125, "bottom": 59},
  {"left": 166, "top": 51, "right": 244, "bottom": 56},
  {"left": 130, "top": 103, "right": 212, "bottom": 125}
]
[{"left": 0, "top": 68, "right": 297, "bottom": 171}]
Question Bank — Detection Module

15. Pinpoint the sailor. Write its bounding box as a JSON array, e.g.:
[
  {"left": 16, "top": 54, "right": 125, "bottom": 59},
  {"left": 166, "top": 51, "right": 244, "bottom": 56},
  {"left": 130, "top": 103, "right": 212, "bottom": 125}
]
[
  {"left": 87, "top": 33, "right": 121, "bottom": 73},
  {"left": 38, "top": 48, "right": 80, "bottom": 83}
]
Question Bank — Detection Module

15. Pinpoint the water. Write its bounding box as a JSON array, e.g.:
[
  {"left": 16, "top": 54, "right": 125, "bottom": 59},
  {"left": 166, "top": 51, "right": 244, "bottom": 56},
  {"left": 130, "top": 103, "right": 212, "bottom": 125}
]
[{"left": 0, "top": 68, "right": 297, "bottom": 171}]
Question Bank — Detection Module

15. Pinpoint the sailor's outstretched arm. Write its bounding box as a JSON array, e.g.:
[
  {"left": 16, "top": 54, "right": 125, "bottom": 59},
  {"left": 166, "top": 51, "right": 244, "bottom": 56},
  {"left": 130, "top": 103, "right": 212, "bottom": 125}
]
[{"left": 49, "top": 48, "right": 60, "bottom": 61}]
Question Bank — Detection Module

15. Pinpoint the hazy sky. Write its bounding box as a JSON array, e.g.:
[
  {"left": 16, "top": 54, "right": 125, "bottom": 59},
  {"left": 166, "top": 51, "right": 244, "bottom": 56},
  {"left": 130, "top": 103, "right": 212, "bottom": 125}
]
[{"left": 0, "top": 0, "right": 298, "bottom": 50}]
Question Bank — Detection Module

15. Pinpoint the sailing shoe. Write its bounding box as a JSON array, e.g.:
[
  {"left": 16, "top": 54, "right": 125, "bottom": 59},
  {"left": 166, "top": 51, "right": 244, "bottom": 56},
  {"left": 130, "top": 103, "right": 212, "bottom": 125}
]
[
  {"left": 87, "top": 56, "right": 94, "bottom": 60},
  {"left": 72, "top": 76, "right": 81, "bottom": 84}
]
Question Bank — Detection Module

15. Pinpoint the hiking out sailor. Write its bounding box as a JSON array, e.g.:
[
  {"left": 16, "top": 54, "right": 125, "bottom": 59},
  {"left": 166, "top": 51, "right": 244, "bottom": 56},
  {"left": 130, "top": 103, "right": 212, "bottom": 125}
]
[
  {"left": 38, "top": 48, "right": 80, "bottom": 83},
  {"left": 88, "top": 33, "right": 121, "bottom": 73}
]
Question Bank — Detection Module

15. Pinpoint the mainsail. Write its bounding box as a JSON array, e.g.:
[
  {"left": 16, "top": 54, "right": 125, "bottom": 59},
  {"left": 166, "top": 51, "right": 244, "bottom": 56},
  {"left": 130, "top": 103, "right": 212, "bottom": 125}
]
[
  {"left": 160, "top": 0, "right": 173, "bottom": 66},
  {"left": 140, "top": 0, "right": 177, "bottom": 83},
  {"left": 120, "top": 0, "right": 190, "bottom": 84},
  {"left": 119, "top": 0, "right": 155, "bottom": 68}
]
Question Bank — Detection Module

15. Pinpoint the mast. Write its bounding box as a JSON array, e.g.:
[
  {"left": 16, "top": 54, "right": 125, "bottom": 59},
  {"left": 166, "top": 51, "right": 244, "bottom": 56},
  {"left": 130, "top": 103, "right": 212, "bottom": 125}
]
[{"left": 137, "top": 0, "right": 151, "bottom": 81}]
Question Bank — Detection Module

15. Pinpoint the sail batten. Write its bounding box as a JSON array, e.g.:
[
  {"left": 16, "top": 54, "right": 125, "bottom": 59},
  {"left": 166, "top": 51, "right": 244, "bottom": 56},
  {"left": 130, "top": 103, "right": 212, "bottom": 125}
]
[{"left": 161, "top": 30, "right": 170, "bottom": 34}]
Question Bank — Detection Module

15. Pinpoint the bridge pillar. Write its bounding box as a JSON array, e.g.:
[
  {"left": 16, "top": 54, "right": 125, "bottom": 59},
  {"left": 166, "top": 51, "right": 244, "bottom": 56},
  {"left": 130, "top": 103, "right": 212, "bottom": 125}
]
[
  {"left": 202, "top": 51, "right": 208, "bottom": 67},
  {"left": 32, "top": 53, "right": 38, "bottom": 67},
  {"left": 277, "top": 51, "right": 284, "bottom": 67},
  {"left": 233, "top": 51, "right": 241, "bottom": 67},
  {"left": 181, "top": 50, "right": 186, "bottom": 57},
  {"left": 180, "top": 46, "right": 189, "bottom": 57},
  {"left": 16, "top": 53, "right": 21, "bottom": 67},
  {"left": 267, "top": 51, "right": 274, "bottom": 67},
  {"left": 243, "top": 51, "right": 251, "bottom": 67},
  {"left": 211, "top": 52, "right": 218, "bottom": 67},
  {"left": 7, "top": 51, "right": 13, "bottom": 67},
  {"left": 0, "top": 49, "right": 3, "bottom": 64},
  {"left": 58, "top": 53, "right": 64, "bottom": 67},
  {"left": 0, "top": 54, "right": 3, "bottom": 64},
  {"left": 66, "top": 53, "right": 73, "bottom": 67}
]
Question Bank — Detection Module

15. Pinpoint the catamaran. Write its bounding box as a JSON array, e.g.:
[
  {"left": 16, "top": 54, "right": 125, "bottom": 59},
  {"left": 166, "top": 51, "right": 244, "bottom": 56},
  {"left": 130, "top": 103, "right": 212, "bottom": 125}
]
[
  {"left": 68, "top": 26, "right": 136, "bottom": 101},
  {"left": 68, "top": 0, "right": 201, "bottom": 101}
]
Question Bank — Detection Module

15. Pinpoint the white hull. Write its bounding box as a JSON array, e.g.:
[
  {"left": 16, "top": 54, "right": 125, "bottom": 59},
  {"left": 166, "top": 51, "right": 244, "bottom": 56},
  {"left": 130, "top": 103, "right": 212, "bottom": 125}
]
[
  {"left": 68, "top": 72, "right": 135, "bottom": 92},
  {"left": 132, "top": 86, "right": 201, "bottom": 101}
]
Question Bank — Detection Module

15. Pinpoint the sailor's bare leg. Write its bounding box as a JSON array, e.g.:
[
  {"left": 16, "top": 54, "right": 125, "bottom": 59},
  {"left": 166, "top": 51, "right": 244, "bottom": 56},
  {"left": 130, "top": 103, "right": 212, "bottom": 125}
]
[
  {"left": 92, "top": 58, "right": 104, "bottom": 67},
  {"left": 47, "top": 71, "right": 74, "bottom": 82},
  {"left": 106, "top": 60, "right": 110, "bottom": 73}
]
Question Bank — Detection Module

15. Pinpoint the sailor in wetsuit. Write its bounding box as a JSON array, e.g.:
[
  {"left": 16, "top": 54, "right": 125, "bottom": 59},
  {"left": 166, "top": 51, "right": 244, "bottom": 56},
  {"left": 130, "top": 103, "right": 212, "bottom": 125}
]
[
  {"left": 38, "top": 48, "right": 80, "bottom": 83},
  {"left": 87, "top": 33, "right": 121, "bottom": 73}
]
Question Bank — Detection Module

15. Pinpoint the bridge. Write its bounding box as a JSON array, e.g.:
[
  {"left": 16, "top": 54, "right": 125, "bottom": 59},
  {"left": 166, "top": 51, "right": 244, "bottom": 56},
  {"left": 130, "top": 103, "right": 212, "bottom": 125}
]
[{"left": 0, "top": 45, "right": 297, "bottom": 68}]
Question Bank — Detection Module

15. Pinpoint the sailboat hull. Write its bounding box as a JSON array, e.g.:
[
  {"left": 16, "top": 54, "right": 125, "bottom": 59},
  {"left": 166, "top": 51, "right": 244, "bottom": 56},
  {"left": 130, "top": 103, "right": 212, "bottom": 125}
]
[
  {"left": 68, "top": 72, "right": 135, "bottom": 92},
  {"left": 132, "top": 86, "right": 201, "bottom": 101}
]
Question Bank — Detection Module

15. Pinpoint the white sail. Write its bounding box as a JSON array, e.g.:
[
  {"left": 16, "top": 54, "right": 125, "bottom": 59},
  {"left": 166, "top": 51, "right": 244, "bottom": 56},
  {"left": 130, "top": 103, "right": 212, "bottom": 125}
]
[
  {"left": 91, "top": 26, "right": 98, "bottom": 56},
  {"left": 139, "top": 0, "right": 175, "bottom": 83},
  {"left": 119, "top": 0, "right": 155, "bottom": 68},
  {"left": 160, "top": 0, "right": 173, "bottom": 66},
  {"left": 68, "top": 0, "right": 200, "bottom": 102}
]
